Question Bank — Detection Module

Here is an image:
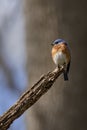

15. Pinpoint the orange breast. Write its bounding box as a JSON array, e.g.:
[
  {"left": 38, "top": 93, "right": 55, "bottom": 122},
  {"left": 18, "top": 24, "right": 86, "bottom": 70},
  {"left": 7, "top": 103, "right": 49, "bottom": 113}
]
[{"left": 51, "top": 43, "right": 71, "bottom": 63}]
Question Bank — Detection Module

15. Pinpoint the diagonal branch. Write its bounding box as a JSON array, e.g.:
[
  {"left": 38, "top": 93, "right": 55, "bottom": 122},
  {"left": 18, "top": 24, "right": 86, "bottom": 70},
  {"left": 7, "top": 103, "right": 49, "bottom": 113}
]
[{"left": 0, "top": 67, "right": 64, "bottom": 130}]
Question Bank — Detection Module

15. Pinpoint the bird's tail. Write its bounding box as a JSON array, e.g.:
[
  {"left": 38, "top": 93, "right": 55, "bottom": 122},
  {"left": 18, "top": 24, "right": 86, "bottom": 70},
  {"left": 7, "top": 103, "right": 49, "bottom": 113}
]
[{"left": 63, "top": 71, "right": 68, "bottom": 81}]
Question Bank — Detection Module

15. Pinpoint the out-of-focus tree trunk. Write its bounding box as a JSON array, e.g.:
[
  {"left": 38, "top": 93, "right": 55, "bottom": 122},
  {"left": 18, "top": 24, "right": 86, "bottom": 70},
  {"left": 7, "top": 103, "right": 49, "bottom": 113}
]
[{"left": 25, "top": 0, "right": 87, "bottom": 130}]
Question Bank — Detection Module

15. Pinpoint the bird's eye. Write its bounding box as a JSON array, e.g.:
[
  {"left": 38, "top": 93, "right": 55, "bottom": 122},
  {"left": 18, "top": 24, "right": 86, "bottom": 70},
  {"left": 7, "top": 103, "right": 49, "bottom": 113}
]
[
  {"left": 55, "top": 42, "right": 58, "bottom": 44},
  {"left": 64, "top": 42, "right": 67, "bottom": 45}
]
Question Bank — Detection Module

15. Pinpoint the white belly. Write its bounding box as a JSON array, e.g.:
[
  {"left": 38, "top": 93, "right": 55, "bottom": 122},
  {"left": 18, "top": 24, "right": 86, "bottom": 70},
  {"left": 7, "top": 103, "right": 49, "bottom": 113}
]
[{"left": 53, "top": 52, "right": 67, "bottom": 66}]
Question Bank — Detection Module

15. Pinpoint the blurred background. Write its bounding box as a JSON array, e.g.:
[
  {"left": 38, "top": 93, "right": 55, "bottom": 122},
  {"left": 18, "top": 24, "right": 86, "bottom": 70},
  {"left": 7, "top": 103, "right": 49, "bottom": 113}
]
[
  {"left": 0, "top": 0, "right": 87, "bottom": 130},
  {"left": 0, "top": 0, "right": 28, "bottom": 130},
  {"left": 25, "top": 0, "right": 87, "bottom": 130}
]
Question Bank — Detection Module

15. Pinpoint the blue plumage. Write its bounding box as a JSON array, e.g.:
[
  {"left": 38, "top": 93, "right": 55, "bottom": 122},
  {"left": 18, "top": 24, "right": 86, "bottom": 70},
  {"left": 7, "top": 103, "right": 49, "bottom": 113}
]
[
  {"left": 63, "top": 62, "right": 70, "bottom": 81},
  {"left": 52, "top": 39, "right": 67, "bottom": 45}
]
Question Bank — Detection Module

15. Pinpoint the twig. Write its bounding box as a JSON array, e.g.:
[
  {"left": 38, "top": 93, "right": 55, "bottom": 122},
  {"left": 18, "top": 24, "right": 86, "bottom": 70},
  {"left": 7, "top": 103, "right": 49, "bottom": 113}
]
[{"left": 0, "top": 67, "right": 64, "bottom": 130}]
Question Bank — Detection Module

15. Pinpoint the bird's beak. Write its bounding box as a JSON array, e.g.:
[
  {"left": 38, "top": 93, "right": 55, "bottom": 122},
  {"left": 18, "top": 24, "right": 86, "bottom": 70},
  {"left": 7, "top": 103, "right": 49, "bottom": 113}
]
[{"left": 51, "top": 43, "right": 54, "bottom": 46}]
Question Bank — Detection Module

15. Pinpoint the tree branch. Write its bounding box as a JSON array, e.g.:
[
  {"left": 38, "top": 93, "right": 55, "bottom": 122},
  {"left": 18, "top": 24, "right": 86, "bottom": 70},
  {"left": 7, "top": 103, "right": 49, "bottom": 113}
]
[{"left": 0, "top": 67, "right": 64, "bottom": 130}]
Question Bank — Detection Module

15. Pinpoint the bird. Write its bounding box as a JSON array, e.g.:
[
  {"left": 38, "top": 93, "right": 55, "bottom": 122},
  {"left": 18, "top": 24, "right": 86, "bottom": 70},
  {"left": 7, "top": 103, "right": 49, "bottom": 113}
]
[{"left": 51, "top": 39, "right": 71, "bottom": 81}]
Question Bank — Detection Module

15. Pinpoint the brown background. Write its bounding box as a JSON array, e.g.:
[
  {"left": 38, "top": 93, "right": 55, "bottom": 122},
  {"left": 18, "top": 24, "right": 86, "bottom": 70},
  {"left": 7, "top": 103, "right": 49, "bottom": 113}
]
[{"left": 25, "top": 0, "right": 87, "bottom": 129}]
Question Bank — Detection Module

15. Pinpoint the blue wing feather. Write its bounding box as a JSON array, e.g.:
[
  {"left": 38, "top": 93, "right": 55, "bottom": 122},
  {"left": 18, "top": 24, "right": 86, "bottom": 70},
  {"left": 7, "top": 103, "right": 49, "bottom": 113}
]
[{"left": 63, "top": 62, "right": 70, "bottom": 81}]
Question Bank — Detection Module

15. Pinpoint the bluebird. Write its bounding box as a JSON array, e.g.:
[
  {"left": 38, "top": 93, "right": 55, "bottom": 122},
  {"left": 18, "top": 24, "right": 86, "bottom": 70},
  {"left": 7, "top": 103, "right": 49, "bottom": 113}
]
[{"left": 51, "top": 39, "right": 71, "bottom": 81}]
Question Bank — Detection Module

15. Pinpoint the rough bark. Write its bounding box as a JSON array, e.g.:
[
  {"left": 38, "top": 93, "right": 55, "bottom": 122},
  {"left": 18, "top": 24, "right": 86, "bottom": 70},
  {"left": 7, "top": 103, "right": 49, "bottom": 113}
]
[{"left": 0, "top": 67, "right": 64, "bottom": 130}]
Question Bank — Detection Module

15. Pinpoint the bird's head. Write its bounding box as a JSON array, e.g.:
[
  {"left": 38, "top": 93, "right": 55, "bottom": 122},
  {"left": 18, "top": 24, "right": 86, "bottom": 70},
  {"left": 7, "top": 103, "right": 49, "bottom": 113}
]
[{"left": 51, "top": 39, "right": 67, "bottom": 46}]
